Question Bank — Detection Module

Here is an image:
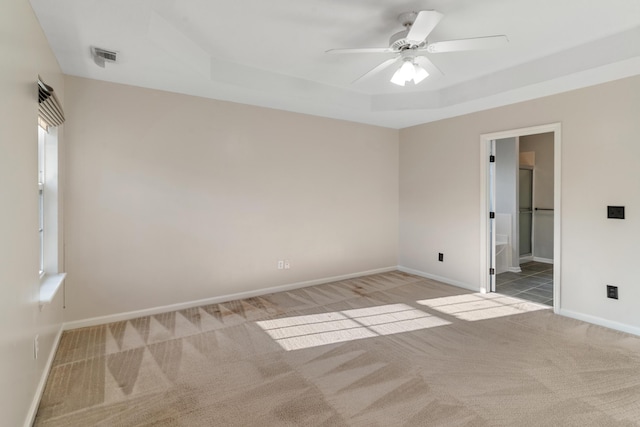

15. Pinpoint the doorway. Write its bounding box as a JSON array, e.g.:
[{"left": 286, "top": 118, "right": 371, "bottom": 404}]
[
  {"left": 519, "top": 167, "right": 533, "bottom": 259},
  {"left": 480, "top": 123, "right": 561, "bottom": 312}
]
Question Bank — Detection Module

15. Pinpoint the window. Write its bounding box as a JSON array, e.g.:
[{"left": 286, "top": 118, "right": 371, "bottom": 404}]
[
  {"left": 37, "top": 78, "right": 66, "bottom": 304},
  {"left": 38, "top": 118, "right": 47, "bottom": 276},
  {"left": 37, "top": 114, "right": 65, "bottom": 304}
]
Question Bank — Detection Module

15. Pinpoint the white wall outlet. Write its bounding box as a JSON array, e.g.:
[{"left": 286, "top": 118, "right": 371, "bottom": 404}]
[
  {"left": 284, "top": 260, "right": 290, "bottom": 269},
  {"left": 34, "top": 335, "right": 39, "bottom": 360},
  {"left": 277, "top": 260, "right": 284, "bottom": 270}
]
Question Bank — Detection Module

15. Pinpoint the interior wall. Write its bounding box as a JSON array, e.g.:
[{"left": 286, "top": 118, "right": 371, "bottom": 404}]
[
  {"left": 520, "top": 133, "right": 554, "bottom": 261},
  {"left": 63, "top": 76, "right": 399, "bottom": 322},
  {"left": 400, "top": 75, "right": 640, "bottom": 332},
  {"left": 0, "top": 0, "right": 65, "bottom": 426}
]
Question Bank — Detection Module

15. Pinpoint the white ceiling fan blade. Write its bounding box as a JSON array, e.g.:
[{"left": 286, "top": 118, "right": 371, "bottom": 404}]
[
  {"left": 415, "top": 56, "right": 443, "bottom": 78},
  {"left": 352, "top": 58, "right": 399, "bottom": 84},
  {"left": 406, "top": 10, "right": 443, "bottom": 43},
  {"left": 427, "top": 35, "right": 509, "bottom": 53},
  {"left": 326, "top": 47, "right": 394, "bottom": 54}
]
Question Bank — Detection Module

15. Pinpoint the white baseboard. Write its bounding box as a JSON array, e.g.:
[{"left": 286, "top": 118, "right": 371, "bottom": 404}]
[
  {"left": 558, "top": 308, "right": 640, "bottom": 337},
  {"left": 519, "top": 256, "right": 534, "bottom": 263},
  {"left": 397, "top": 266, "right": 478, "bottom": 292},
  {"left": 533, "top": 257, "right": 554, "bottom": 264},
  {"left": 508, "top": 267, "right": 522, "bottom": 273},
  {"left": 24, "top": 324, "right": 64, "bottom": 427},
  {"left": 64, "top": 266, "right": 398, "bottom": 330}
]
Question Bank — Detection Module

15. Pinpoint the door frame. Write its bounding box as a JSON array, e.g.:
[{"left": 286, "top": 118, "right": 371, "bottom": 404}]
[{"left": 479, "top": 123, "right": 561, "bottom": 313}]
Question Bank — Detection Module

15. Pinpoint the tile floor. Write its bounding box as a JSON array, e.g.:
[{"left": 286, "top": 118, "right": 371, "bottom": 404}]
[{"left": 496, "top": 261, "right": 553, "bottom": 306}]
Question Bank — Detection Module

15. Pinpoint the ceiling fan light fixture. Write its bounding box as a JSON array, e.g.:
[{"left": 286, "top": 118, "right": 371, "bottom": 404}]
[
  {"left": 390, "top": 59, "right": 429, "bottom": 86},
  {"left": 390, "top": 70, "right": 407, "bottom": 86},
  {"left": 399, "top": 60, "right": 416, "bottom": 79},
  {"left": 391, "top": 60, "right": 414, "bottom": 86},
  {"left": 413, "top": 63, "right": 429, "bottom": 83}
]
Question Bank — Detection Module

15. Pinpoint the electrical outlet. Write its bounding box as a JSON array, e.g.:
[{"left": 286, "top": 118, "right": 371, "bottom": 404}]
[
  {"left": 34, "top": 335, "right": 39, "bottom": 360},
  {"left": 607, "top": 285, "right": 618, "bottom": 300},
  {"left": 277, "top": 260, "right": 284, "bottom": 270},
  {"left": 284, "top": 260, "right": 290, "bottom": 269},
  {"left": 438, "top": 253, "right": 444, "bottom": 262}
]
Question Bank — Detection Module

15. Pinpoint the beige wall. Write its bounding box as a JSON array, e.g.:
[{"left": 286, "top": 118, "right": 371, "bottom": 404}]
[
  {"left": 63, "top": 76, "right": 399, "bottom": 322},
  {"left": 400, "top": 75, "right": 640, "bottom": 332},
  {"left": 0, "top": 0, "right": 65, "bottom": 425}
]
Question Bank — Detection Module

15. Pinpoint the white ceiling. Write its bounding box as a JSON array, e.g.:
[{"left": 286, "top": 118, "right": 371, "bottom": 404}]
[{"left": 30, "top": 0, "right": 640, "bottom": 129}]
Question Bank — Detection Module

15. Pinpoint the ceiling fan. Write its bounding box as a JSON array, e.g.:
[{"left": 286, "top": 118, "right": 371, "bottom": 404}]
[{"left": 326, "top": 10, "right": 509, "bottom": 86}]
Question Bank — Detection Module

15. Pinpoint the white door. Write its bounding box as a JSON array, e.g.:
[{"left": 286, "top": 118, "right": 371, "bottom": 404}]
[{"left": 489, "top": 140, "right": 497, "bottom": 292}]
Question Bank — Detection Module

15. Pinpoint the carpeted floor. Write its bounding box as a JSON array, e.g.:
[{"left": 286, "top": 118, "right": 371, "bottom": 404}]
[{"left": 35, "top": 271, "right": 640, "bottom": 426}]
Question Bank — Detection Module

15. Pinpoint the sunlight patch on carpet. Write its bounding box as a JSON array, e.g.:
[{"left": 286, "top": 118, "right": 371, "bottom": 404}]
[
  {"left": 416, "top": 293, "right": 548, "bottom": 322},
  {"left": 256, "top": 303, "right": 450, "bottom": 351}
]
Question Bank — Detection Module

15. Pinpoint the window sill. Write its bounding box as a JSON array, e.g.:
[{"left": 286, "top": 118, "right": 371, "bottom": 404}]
[{"left": 40, "top": 273, "right": 66, "bottom": 305}]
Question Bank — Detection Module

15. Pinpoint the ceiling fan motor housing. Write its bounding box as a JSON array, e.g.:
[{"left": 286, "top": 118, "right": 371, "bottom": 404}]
[
  {"left": 389, "top": 12, "right": 424, "bottom": 51},
  {"left": 389, "top": 29, "right": 420, "bottom": 51}
]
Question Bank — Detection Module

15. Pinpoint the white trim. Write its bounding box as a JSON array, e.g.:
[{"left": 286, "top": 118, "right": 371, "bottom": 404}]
[
  {"left": 552, "top": 125, "right": 562, "bottom": 313},
  {"left": 397, "top": 266, "right": 478, "bottom": 292},
  {"left": 479, "top": 137, "right": 489, "bottom": 293},
  {"left": 24, "top": 324, "right": 64, "bottom": 427},
  {"left": 39, "top": 273, "right": 66, "bottom": 305},
  {"left": 558, "top": 309, "right": 640, "bottom": 337},
  {"left": 489, "top": 139, "right": 496, "bottom": 292},
  {"left": 480, "top": 123, "right": 561, "bottom": 142},
  {"left": 514, "top": 137, "right": 521, "bottom": 272},
  {"left": 507, "top": 267, "right": 522, "bottom": 273},
  {"left": 63, "top": 266, "right": 397, "bottom": 330},
  {"left": 519, "top": 255, "right": 534, "bottom": 263},
  {"left": 480, "top": 123, "right": 562, "bottom": 311},
  {"left": 533, "top": 257, "right": 553, "bottom": 264}
]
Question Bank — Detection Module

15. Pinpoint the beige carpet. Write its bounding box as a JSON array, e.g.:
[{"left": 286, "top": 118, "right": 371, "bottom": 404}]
[{"left": 35, "top": 271, "right": 640, "bottom": 426}]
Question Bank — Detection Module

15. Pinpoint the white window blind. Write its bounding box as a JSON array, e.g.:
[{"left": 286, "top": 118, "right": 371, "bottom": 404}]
[{"left": 38, "top": 78, "right": 65, "bottom": 127}]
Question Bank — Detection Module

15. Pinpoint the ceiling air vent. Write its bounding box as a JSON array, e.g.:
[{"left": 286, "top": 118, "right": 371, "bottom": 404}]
[{"left": 91, "top": 46, "right": 118, "bottom": 68}]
